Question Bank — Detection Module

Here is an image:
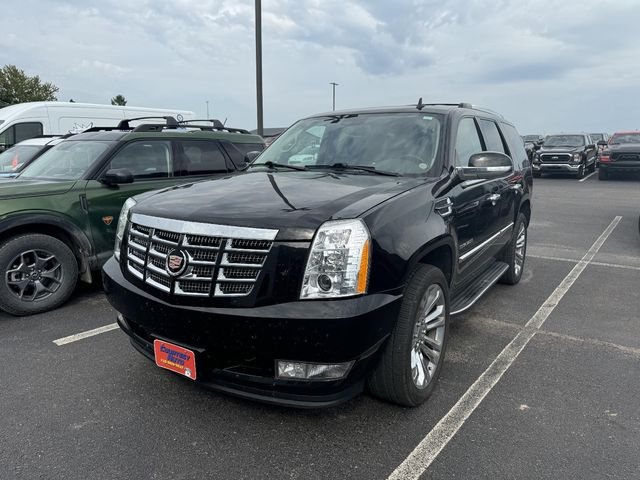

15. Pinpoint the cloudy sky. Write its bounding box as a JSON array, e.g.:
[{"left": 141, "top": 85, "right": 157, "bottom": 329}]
[{"left": 2, "top": 0, "right": 640, "bottom": 134}]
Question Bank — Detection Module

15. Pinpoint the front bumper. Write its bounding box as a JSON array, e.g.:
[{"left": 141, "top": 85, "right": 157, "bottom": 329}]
[
  {"left": 102, "top": 258, "right": 402, "bottom": 408},
  {"left": 600, "top": 162, "right": 640, "bottom": 173},
  {"left": 533, "top": 163, "right": 581, "bottom": 173}
]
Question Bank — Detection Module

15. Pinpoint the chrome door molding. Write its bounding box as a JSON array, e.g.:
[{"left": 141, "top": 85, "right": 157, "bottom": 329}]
[{"left": 459, "top": 222, "right": 513, "bottom": 262}]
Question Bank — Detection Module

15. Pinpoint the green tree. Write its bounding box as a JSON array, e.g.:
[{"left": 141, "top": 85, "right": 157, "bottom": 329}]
[
  {"left": 0, "top": 65, "right": 58, "bottom": 106},
  {"left": 111, "top": 94, "right": 127, "bottom": 106}
]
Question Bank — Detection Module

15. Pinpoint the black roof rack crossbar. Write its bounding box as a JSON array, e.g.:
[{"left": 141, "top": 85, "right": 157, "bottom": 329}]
[
  {"left": 80, "top": 126, "right": 123, "bottom": 133},
  {"left": 117, "top": 116, "right": 178, "bottom": 130},
  {"left": 179, "top": 119, "right": 225, "bottom": 128}
]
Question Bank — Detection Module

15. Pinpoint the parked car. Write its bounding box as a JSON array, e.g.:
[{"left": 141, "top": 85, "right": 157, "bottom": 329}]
[
  {"left": 0, "top": 136, "right": 68, "bottom": 178},
  {"left": 522, "top": 135, "right": 544, "bottom": 161},
  {"left": 103, "top": 102, "right": 532, "bottom": 408},
  {"left": 532, "top": 133, "right": 597, "bottom": 178},
  {"left": 590, "top": 133, "right": 610, "bottom": 167},
  {"left": 597, "top": 131, "right": 640, "bottom": 180},
  {"left": 0, "top": 101, "right": 195, "bottom": 151},
  {"left": 0, "top": 117, "right": 265, "bottom": 316}
]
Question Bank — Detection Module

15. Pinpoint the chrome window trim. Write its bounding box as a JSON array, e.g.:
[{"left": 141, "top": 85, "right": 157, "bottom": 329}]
[{"left": 131, "top": 213, "right": 278, "bottom": 241}]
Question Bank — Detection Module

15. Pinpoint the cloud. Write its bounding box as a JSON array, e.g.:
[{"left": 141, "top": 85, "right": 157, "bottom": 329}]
[{"left": 1, "top": 0, "right": 640, "bottom": 134}]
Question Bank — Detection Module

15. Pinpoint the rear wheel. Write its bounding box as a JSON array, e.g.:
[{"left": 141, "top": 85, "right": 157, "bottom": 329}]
[
  {"left": 368, "top": 264, "right": 449, "bottom": 407},
  {"left": 0, "top": 234, "right": 78, "bottom": 316},
  {"left": 500, "top": 213, "right": 527, "bottom": 285},
  {"left": 598, "top": 168, "right": 609, "bottom": 180}
]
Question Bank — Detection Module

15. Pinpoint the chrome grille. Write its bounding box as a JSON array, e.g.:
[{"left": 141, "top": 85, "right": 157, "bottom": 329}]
[{"left": 125, "top": 214, "right": 278, "bottom": 298}]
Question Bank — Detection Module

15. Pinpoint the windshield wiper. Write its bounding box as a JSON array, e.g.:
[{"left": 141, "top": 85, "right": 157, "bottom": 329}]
[
  {"left": 249, "top": 161, "right": 307, "bottom": 171},
  {"left": 308, "top": 163, "right": 400, "bottom": 177}
]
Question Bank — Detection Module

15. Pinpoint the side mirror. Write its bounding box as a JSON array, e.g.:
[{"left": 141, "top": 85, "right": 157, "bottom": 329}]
[
  {"left": 244, "top": 151, "right": 261, "bottom": 164},
  {"left": 456, "top": 152, "right": 513, "bottom": 181},
  {"left": 102, "top": 168, "right": 134, "bottom": 185},
  {"left": 597, "top": 140, "right": 608, "bottom": 147}
]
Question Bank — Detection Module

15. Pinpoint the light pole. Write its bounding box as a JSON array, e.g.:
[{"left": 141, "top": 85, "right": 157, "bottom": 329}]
[
  {"left": 255, "top": 0, "right": 264, "bottom": 136},
  {"left": 206, "top": 100, "right": 209, "bottom": 119},
  {"left": 330, "top": 82, "right": 338, "bottom": 111}
]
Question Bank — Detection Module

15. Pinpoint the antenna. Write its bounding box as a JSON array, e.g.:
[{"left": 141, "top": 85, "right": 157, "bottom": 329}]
[{"left": 416, "top": 97, "right": 425, "bottom": 110}]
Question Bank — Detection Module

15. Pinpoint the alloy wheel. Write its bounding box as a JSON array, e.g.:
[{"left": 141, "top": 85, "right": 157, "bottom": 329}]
[
  {"left": 514, "top": 223, "right": 527, "bottom": 278},
  {"left": 410, "top": 284, "right": 446, "bottom": 389},
  {"left": 5, "top": 249, "right": 63, "bottom": 302}
]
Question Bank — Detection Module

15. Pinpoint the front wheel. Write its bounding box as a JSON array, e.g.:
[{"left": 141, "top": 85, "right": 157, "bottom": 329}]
[
  {"left": 0, "top": 234, "right": 78, "bottom": 316},
  {"left": 576, "top": 164, "right": 585, "bottom": 179},
  {"left": 500, "top": 213, "right": 528, "bottom": 285},
  {"left": 368, "top": 264, "right": 449, "bottom": 407}
]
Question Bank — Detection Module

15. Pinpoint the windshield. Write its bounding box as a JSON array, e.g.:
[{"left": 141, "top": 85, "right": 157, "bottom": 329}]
[
  {"left": 253, "top": 113, "right": 443, "bottom": 175},
  {"left": 0, "top": 145, "right": 43, "bottom": 173},
  {"left": 610, "top": 133, "right": 640, "bottom": 144},
  {"left": 590, "top": 134, "right": 604, "bottom": 142},
  {"left": 543, "top": 135, "right": 585, "bottom": 148},
  {"left": 523, "top": 135, "right": 539, "bottom": 142},
  {"left": 19, "top": 140, "right": 112, "bottom": 180}
]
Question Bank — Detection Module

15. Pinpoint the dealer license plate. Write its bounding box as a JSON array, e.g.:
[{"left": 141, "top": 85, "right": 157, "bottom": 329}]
[{"left": 153, "top": 339, "right": 197, "bottom": 381}]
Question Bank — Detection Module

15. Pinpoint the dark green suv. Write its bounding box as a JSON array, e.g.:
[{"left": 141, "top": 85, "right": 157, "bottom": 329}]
[{"left": 0, "top": 118, "right": 264, "bottom": 316}]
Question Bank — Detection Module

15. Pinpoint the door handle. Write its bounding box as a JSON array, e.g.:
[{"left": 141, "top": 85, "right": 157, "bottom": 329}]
[{"left": 486, "top": 193, "right": 501, "bottom": 205}]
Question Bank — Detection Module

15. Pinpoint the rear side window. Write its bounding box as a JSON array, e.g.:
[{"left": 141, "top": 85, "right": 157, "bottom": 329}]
[
  {"left": 108, "top": 141, "right": 172, "bottom": 179},
  {"left": 454, "top": 117, "right": 483, "bottom": 167},
  {"left": 0, "top": 122, "right": 43, "bottom": 147},
  {"left": 178, "top": 140, "right": 228, "bottom": 175},
  {"left": 500, "top": 123, "right": 528, "bottom": 169},
  {"left": 477, "top": 119, "right": 505, "bottom": 153}
]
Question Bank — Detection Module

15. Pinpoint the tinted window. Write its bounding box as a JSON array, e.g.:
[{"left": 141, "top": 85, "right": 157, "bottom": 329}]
[
  {"left": 178, "top": 140, "right": 228, "bottom": 175},
  {"left": 109, "top": 141, "right": 172, "bottom": 179},
  {"left": 478, "top": 119, "right": 505, "bottom": 153},
  {"left": 501, "top": 123, "right": 528, "bottom": 169},
  {"left": 455, "top": 117, "right": 483, "bottom": 167},
  {"left": 14, "top": 122, "right": 43, "bottom": 143}
]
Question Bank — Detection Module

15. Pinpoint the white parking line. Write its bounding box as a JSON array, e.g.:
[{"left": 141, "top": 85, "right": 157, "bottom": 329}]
[
  {"left": 53, "top": 323, "right": 119, "bottom": 346},
  {"left": 529, "top": 254, "right": 640, "bottom": 271},
  {"left": 387, "top": 216, "right": 621, "bottom": 480},
  {"left": 579, "top": 171, "right": 596, "bottom": 182}
]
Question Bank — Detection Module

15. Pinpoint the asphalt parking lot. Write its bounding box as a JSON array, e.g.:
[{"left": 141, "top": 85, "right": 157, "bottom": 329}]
[{"left": 1, "top": 172, "right": 639, "bottom": 480}]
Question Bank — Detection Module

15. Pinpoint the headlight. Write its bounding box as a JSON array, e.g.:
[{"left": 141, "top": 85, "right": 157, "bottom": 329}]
[
  {"left": 572, "top": 153, "right": 582, "bottom": 162},
  {"left": 114, "top": 197, "right": 137, "bottom": 261},
  {"left": 300, "top": 219, "right": 371, "bottom": 299}
]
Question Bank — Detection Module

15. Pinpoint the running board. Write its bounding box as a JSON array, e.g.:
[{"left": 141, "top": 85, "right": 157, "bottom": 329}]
[{"left": 450, "top": 261, "right": 509, "bottom": 315}]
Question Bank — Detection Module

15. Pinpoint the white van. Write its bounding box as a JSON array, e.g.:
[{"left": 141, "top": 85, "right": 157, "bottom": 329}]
[{"left": 0, "top": 102, "right": 195, "bottom": 149}]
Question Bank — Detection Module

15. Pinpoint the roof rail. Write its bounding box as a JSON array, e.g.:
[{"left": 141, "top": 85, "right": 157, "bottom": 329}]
[
  {"left": 117, "top": 116, "right": 178, "bottom": 130},
  {"left": 469, "top": 105, "right": 504, "bottom": 118},
  {"left": 177, "top": 119, "right": 250, "bottom": 135}
]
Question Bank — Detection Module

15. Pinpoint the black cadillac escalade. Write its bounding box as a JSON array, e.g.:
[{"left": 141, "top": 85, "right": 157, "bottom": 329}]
[{"left": 103, "top": 102, "right": 533, "bottom": 408}]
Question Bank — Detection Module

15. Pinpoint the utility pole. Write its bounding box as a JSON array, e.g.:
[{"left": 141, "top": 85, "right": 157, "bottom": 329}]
[
  {"left": 255, "top": 0, "right": 264, "bottom": 136},
  {"left": 330, "top": 82, "right": 338, "bottom": 111},
  {"left": 206, "top": 100, "right": 209, "bottom": 119}
]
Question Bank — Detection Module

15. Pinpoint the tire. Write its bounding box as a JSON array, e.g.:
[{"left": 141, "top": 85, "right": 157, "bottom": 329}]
[
  {"left": 590, "top": 161, "right": 597, "bottom": 173},
  {"left": 598, "top": 168, "right": 608, "bottom": 180},
  {"left": 0, "top": 234, "right": 78, "bottom": 316},
  {"left": 500, "top": 212, "right": 527, "bottom": 285},
  {"left": 368, "top": 264, "right": 450, "bottom": 407},
  {"left": 576, "top": 164, "right": 585, "bottom": 179}
]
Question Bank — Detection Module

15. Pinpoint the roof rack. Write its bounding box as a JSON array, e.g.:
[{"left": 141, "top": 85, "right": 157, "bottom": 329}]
[
  {"left": 118, "top": 116, "right": 179, "bottom": 130},
  {"left": 177, "top": 119, "right": 250, "bottom": 135}
]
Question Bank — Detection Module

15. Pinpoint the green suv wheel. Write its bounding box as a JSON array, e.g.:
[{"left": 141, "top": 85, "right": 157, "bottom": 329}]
[{"left": 0, "top": 234, "right": 78, "bottom": 316}]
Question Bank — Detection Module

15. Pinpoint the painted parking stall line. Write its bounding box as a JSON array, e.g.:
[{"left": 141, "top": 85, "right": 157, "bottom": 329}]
[
  {"left": 387, "top": 216, "right": 622, "bottom": 480},
  {"left": 579, "top": 171, "right": 597, "bottom": 182},
  {"left": 53, "top": 323, "right": 119, "bottom": 346}
]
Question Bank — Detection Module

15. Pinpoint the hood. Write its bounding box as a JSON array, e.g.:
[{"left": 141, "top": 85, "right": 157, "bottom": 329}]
[
  {"left": 0, "top": 179, "right": 77, "bottom": 200},
  {"left": 539, "top": 146, "right": 584, "bottom": 154},
  {"left": 133, "top": 170, "right": 426, "bottom": 240}
]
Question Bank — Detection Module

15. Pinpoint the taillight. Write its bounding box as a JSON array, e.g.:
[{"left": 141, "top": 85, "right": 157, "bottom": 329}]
[{"left": 599, "top": 154, "right": 611, "bottom": 163}]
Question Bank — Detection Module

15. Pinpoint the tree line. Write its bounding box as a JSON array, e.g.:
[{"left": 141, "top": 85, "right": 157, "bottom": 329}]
[{"left": 0, "top": 64, "right": 127, "bottom": 107}]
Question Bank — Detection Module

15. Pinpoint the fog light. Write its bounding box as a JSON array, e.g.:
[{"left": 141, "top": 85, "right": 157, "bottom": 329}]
[
  {"left": 317, "top": 274, "right": 332, "bottom": 292},
  {"left": 276, "top": 360, "right": 354, "bottom": 380}
]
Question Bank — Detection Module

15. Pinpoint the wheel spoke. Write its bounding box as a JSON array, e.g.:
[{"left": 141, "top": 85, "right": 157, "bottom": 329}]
[
  {"left": 419, "top": 332, "right": 442, "bottom": 352},
  {"left": 34, "top": 280, "right": 54, "bottom": 297},
  {"left": 419, "top": 342, "right": 441, "bottom": 365},
  {"left": 423, "top": 305, "right": 445, "bottom": 330}
]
